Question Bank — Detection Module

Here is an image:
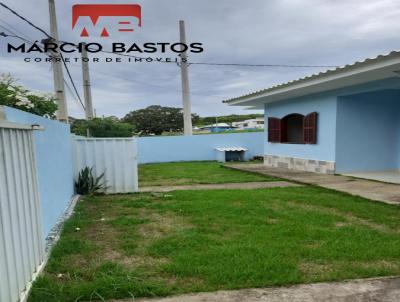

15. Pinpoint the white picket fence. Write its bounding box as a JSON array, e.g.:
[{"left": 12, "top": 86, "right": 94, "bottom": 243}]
[
  {"left": 72, "top": 137, "right": 139, "bottom": 193},
  {"left": 0, "top": 123, "right": 45, "bottom": 302}
]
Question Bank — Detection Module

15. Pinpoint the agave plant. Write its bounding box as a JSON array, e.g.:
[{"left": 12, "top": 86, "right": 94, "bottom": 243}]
[{"left": 75, "top": 167, "right": 107, "bottom": 195}]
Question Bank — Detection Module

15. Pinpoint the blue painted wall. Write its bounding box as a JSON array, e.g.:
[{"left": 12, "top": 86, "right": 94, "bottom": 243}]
[
  {"left": 138, "top": 132, "right": 264, "bottom": 164},
  {"left": 264, "top": 94, "right": 338, "bottom": 161},
  {"left": 262, "top": 78, "right": 400, "bottom": 172},
  {"left": 335, "top": 90, "right": 400, "bottom": 172},
  {"left": 4, "top": 107, "right": 74, "bottom": 236}
]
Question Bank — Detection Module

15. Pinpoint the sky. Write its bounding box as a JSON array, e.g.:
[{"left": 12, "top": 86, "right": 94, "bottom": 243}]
[{"left": 1, "top": 0, "right": 400, "bottom": 119}]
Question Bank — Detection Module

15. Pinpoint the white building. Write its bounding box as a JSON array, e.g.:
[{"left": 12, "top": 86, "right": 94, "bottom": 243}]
[
  {"left": 232, "top": 118, "right": 264, "bottom": 130},
  {"left": 197, "top": 123, "right": 236, "bottom": 133}
]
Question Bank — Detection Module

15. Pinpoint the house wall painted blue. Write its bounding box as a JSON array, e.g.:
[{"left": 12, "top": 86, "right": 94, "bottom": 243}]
[
  {"left": 3, "top": 107, "right": 75, "bottom": 236},
  {"left": 138, "top": 132, "right": 264, "bottom": 164},
  {"left": 263, "top": 78, "right": 400, "bottom": 174},
  {"left": 264, "top": 94, "right": 338, "bottom": 161},
  {"left": 336, "top": 90, "right": 400, "bottom": 172}
]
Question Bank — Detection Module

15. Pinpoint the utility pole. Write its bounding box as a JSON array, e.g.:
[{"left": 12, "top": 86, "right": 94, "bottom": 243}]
[
  {"left": 48, "top": 0, "right": 68, "bottom": 122},
  {"left": 81, "top": 43, "right": 94, "bottom": 120},
  {"left": 179, "top": 20, "right": 193, "bottom": 136}
]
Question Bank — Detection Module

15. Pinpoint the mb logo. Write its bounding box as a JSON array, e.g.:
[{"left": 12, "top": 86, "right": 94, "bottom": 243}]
[{"left": 72, "top": 4, "right": 142, "bottom": 37}]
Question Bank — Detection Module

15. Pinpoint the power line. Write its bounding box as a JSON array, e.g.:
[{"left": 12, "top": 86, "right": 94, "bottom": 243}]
[
  {"left": 60, "top": 53, "right": 85, "bottom": 110},
  {"left": 0, "top": 3, "right": 85, "bottom": 109},
  {"left": 0, "top": 2, "right": 51, "bottom": 38},
  {"left": 188, "top": 62, "right": 339, "bottom": 68},
  {"left": 66, "top": 59, "right": 226, "bottom": 98},
  {"left": 0, "top": 31, "right": 308, "bottom": 98},
  {"left": 64, "top": 79, "right": 85, "bottom": 109},
  {"left": 0, "top": 30, "right": 86, "bottom": 111},
  {"left": 0, "top": 2, "right": 340, "bottom": 69},
  {"left": 0, "top": 17, "right": 32, "bottom": 41},
  {"left": 0, "top": 29, "right": 32, "bottom": 43},
  {"left": 92, "top": 49, "right": 340, "bottom": 68}
]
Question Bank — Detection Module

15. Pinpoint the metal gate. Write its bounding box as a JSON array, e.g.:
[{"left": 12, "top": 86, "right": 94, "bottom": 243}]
[
  {"left": 72, "top": 137, "right": 139, "bottom": 194},
  {"left": 0, "top": 122, "right": 45, "bottom": 302}
]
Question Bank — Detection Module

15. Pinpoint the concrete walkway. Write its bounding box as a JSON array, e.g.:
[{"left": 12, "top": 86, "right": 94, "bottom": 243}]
[
  {"left": 140, "top": 181, "right": 301, "bottom": 193},
  {"left": 227, "top": 164, "right": 400, "bottom": 205},
  {"left": 112, "top": 277, "right": 400, "bottom": 302}
]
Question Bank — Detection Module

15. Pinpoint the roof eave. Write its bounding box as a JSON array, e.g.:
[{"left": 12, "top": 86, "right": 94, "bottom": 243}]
[{"left": 224, "top": 52, "right": 400, "bottom": 107}]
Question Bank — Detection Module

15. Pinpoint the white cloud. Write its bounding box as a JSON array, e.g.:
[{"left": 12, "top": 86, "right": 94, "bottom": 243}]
[{"left": 0, "top": 0, "right": 400, "bottom": 118}]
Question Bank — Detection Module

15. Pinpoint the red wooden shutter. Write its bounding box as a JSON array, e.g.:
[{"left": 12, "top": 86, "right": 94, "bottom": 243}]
[
  {"left": 268, "top": 117, "right": 281, "bottom": 143},
  {"left": 280, "top": 118, "right": 288, "bottom": 143},
  {"left": 303, "top": 112, "right": 318, "bottom": 144}
]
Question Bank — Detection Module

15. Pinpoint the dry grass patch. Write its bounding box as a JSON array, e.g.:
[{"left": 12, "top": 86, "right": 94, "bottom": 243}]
[
  {"left": 299, "top": 261, "right": 335, "bottom": 277},
  {"left": 287, "top": 201, "right": 398, "bottom": 234},
  {"left": 299, "top": 260, "right": 400, "bottom": 280},
  {"left": 82, "top": 203, "right": 193, "bottom": 270},
  {"left": 137, "top": 209, "right": 193, "bottom": 242}
]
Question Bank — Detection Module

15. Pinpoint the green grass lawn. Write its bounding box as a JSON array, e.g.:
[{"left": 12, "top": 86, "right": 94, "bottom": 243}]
[
  {"left": 29, "top": 187, "right": 400, "bottom": 301},
  {"left": 139, "top": 161, "right": 275, "bottom": 187}
]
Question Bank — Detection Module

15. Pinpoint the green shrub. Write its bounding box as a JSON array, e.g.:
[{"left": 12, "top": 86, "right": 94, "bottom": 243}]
[
  {"left": 75, "top": 167, "right": 106, "bottom": 195},
  {"left": 0, "top": 73, "right": 57, "bottom": 118},
  {"left": 71, "top": 117, "right": 134, "bottom": 137}
]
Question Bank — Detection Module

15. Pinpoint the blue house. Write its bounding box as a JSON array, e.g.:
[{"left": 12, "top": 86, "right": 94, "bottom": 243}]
[{"left": 224, "top": 51, "right": 400, "bottom": 183}]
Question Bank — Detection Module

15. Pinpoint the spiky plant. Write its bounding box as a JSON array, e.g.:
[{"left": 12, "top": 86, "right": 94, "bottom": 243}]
[{"left": 75, "top": 167, "right": 106, "bottom": 195}]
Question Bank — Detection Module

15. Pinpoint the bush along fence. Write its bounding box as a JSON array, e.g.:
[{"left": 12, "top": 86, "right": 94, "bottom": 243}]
[{"left": 0, "top": 105, "right": 265, "bottom": 301}]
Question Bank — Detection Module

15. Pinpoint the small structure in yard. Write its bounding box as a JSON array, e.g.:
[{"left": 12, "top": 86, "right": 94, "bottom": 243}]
[
  {"left": 224, "top": 51, "right": 400, "bottom": 183},
  {"left": 215, "top": 147, "right": 248, "bottom": 163}
]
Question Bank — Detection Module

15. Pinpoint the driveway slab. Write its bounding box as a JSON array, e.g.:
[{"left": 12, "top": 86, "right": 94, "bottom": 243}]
[
  {"left": 112, "top": 277, "right": 400, "bottom": 302},
  {"left": 227, "top": 164, "right": 400, "bottom": 205}
]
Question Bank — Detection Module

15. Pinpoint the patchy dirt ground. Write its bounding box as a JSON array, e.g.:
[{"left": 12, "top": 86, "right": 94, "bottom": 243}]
[{"left": 140, "top": 181, "right": 301, "bottom": 192}]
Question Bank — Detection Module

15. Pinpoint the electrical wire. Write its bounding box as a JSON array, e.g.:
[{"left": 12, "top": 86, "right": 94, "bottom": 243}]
[
  {"left": 60, "top": 53, "right": 86, "bottom": 110},
  {"left": 0, "top": 1, "right": 340, "bottom": 68},
  {"left": 188, "top": 62, "right": 338, "bottom": 68},
  {"left": 0, "top": 2, "right": 86, "bottom": 110},
  {"left": 64, "top": 79, "right": 85, "bottom": 109},
  {"left": 0, "top": 17, "right": 32, "bottom": 41},
  {"left": 0, "top": 2, "right": 51, "bottom": 38},
  {"left": 0, "top": 30, "right": 32, "bottom": 43},
  {"left": 0, "top": 30, "right": 86, "bottom": 111},
  {"left": 85, "top": 48, "right": 340, "bottom": 68},
  {"left": 66, "top": 60, "right": 226, "bottom": 98}
]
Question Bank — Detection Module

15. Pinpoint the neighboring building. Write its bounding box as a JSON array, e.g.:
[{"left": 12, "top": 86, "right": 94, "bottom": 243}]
[
  {"left": 224, "top": 51, "right": 400, "bottom": 183},
  {"left": 232, "top": 118, "right": 265, "bottom": 130},
  {"left": 197, "top": 123, "right": 237, "bottom": 133}
]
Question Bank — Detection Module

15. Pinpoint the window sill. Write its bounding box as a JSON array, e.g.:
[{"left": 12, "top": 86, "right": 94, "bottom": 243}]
[{"left": 269, "top": 142, "right": 316, "bottom": 145}]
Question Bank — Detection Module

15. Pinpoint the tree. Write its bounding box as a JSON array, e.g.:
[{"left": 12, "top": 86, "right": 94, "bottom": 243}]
[
  {"left": 0, "top": 74, "right": 58, "bottom": 118},
  {"left": 123, "top": 105, "right": 199, "bottom": 135},
  {"left": 71, "top": 117, "right": 134, "bottom": 137}
]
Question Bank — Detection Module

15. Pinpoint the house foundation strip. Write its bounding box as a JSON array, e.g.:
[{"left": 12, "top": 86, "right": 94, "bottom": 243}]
[{"left": 264, "top": 155, "right": 336, "bottom": 174}]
